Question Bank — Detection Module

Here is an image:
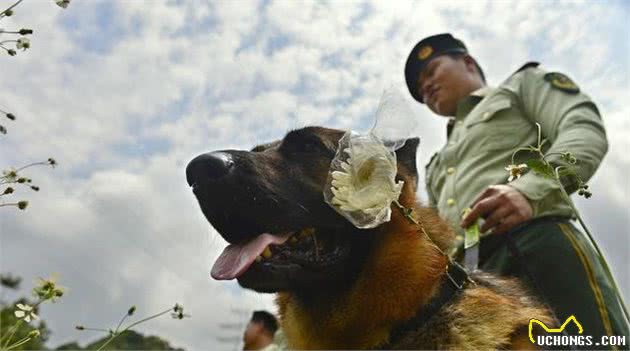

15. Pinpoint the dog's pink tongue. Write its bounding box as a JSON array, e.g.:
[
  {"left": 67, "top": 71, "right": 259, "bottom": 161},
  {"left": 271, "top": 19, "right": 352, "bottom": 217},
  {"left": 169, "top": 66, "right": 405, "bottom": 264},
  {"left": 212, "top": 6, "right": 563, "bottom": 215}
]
[{"left": 211, "top": 232, "right": 291, "bottom": 280}]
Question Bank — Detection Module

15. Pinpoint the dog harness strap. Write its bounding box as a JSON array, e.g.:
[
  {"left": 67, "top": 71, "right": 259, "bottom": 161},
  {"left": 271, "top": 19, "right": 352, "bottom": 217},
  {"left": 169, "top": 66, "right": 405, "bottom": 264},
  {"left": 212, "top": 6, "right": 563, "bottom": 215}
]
[{"left": 386, "top": 263, "right": 469, "bottom": 346}]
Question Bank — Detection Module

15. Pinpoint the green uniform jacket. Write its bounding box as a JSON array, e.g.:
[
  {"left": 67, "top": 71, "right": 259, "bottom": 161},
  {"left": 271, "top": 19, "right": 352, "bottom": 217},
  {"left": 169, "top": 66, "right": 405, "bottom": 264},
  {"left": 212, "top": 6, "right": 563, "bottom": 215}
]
[{"left": 425, "top": 64, "right": 608, "bottom": 251}]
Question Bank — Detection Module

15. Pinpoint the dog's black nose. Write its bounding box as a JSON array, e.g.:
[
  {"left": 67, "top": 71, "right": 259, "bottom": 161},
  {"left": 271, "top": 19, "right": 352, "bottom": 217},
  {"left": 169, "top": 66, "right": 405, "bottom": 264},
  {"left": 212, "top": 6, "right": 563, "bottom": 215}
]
[{"left": 186, "top": 152, "right": 234, "bottom": 186}]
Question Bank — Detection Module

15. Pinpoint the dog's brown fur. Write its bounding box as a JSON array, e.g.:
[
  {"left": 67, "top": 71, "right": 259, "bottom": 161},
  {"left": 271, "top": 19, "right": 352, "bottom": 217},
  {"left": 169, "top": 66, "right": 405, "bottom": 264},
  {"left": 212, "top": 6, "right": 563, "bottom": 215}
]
[
  {"left": 276, "top": 168, "right": 551, "bottom": 349},
  {"left": 188, "top": 126, "right": 552, "bottom": 349}
]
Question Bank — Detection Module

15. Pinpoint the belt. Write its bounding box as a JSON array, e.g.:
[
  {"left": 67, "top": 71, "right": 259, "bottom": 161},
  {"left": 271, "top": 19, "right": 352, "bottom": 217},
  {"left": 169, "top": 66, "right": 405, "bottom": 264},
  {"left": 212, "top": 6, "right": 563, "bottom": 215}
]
[{"left": 479, "top": 215, "right": 573, "bottom": 255}]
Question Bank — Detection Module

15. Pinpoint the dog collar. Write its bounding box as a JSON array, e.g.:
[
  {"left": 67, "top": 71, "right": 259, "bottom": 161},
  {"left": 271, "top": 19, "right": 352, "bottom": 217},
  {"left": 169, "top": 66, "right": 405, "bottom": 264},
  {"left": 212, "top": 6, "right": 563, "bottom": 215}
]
[{"left": 386, "top": 262, "right": 470, "bottom": 346}]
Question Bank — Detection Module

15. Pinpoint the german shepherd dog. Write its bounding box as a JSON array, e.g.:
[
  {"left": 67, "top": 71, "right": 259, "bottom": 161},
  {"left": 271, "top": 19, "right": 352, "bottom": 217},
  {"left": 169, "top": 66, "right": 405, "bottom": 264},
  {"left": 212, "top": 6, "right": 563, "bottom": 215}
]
[{"left": 186, "top": 126, "right": 551, "bottom": 349}]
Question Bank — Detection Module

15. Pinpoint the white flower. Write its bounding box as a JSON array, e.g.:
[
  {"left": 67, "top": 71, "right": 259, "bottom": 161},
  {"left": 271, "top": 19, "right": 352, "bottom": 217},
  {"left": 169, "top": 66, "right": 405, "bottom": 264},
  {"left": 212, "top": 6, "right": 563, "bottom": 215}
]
[
  {"left": 505, "top": 164, "right": 528, "bottom": 182},
  {"left": 327, "top": 133, "right": 404, "bottom": 228},
  {"left": 2, "top": 168, "right": 18, "bottom": 181},
  {"left": 55, "top": 0, "right": 70, "bottom": 9},
  {"left": 33, "top": 274, "right": 64, "bottom": 302},
  {"left": 14, "top": 303, "right": 38, "bottom": 323},
  {"left": 171, "top": 304, "right": 189, "bottom": 319},
  {"left": 16, "top": 37, "right": 30, "bottom": 51}
]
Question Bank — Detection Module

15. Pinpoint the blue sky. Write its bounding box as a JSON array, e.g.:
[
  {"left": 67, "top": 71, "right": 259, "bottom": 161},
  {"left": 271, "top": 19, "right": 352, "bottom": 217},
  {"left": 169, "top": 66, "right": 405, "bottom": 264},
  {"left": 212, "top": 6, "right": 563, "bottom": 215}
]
[{"left": 1, "top": 1, "right": 628, "bottom": 350}]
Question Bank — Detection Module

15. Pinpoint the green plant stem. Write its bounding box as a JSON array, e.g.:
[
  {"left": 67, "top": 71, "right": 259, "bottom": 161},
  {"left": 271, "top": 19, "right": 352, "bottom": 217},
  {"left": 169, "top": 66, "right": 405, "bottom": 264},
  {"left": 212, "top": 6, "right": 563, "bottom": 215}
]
[
  {"left": 82, "top": 327, "right": 110, "bottom": 333},
  {"left": 94, "top": 334, "right": 118, "bottom": 351},
  {"left": 553, "top": 167, "right": 630, "bottom": 324},
  {"left": 5, "top": 336, "right": 31, "bottom": 351},
  {"left": 511, "top": 122, "right": 628, "bottom": 323},
  {"left": 114, "top": 314, "right": 129, "bottom": 334},
  {"left": 0, "top": 320, "right": 23, "bottom": 350},
  {"left": 1, "top": 161, "right": 51, "bottom": 184},
  {"left": 511, "top": 146, "right": 537, "bottom": 165},
  {"left": 16, "top": 161, "right": 50, "bottom": 172},
  {"left": 123, "top": 308, "right": 172, "bottom": 331},
  {"left": 541, "top": 152, "right": 566, "bottom": 160},
  {"left": 0, "top": 203, "right": 21, "bottom": 207},
  {"left": 0, "top": 0, "right": 23, "bottom": 19},
  {"left": 95, "top": 308, "right": 173, "bottom": 351}
]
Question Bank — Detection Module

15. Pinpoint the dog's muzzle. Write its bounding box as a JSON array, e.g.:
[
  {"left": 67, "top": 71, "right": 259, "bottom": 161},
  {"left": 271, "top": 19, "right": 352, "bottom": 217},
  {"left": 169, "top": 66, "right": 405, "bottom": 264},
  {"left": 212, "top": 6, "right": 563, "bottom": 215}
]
[{"left": 186, "top": 151, "right": 234, "bottom": 188}]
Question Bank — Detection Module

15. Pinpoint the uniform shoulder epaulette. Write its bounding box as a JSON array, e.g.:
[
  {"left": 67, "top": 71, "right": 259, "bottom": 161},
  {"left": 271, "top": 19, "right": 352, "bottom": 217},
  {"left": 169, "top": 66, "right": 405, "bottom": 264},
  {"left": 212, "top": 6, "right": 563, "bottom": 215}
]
[
  {"left": 504, "top": 62, "right": 581, "bottom": 94},
  {"left": 543, "top": 71, "right": 580, "bottom": 94},
  {"left": 511, "top": 61, "right": 540, "bottom": 76},
  {"left": 501, "top": 62, "right": 541, "bottom": 89}
]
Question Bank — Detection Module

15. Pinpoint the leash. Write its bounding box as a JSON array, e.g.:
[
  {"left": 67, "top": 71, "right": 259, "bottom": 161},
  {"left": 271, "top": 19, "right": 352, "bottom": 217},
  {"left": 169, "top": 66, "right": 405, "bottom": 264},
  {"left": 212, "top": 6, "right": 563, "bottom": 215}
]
[
  {"left": 383, "top": 202, "right": 476, "bottom": 346},
  {"left": 393, "top": 201, "right": 476, "bottom": 286}
]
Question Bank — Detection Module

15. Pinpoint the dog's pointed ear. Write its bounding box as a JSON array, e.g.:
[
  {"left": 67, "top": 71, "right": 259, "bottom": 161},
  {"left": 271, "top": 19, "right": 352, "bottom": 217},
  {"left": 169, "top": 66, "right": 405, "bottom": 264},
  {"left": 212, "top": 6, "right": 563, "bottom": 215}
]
[{"left": 395, "top": 137, "right": 419, "bottom": 179}]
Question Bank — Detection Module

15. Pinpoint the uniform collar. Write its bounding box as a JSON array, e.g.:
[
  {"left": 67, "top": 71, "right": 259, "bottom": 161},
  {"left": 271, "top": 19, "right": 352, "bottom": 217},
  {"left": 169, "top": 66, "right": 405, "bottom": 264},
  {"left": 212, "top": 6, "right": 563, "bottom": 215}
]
[
  {"left": 454, "top": 86, "right": 496, "bottom": 120},
  {"left": 448, "top": 86, "right": 496, "bottom": 137},
  {"left": 470, "top": 85, "right": 492, "bottom": 97}
]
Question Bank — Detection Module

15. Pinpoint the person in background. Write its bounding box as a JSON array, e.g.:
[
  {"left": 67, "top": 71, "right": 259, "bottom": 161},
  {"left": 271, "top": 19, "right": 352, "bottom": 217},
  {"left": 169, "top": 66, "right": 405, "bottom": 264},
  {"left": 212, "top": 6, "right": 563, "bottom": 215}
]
[{"left": 243, "top": 310, "right": 280, "bottom": 351}]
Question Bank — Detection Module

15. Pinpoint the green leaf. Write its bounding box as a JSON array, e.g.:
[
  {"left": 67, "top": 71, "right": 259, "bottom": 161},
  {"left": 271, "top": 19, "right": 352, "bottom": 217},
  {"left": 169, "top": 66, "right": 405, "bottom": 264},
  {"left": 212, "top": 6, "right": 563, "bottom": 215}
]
[
  {"left": 525, "top": 159, "right": 555, "bottom": 179},
  {"left": 464, "top": 219, "right": 481, "bottom": 249},
  {"left": 557, "top": 167, "right": 576, "bottom": 178},
  {"left": 556, "top": 166, "right": 581, "bottom": 193}
]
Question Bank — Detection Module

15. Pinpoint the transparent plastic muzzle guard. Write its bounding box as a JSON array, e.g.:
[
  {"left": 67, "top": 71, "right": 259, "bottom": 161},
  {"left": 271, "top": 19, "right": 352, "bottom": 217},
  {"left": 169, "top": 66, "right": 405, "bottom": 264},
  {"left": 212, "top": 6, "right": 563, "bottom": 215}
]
[{"left": 323, "top": 87, "right": 418, "bottom": 229}]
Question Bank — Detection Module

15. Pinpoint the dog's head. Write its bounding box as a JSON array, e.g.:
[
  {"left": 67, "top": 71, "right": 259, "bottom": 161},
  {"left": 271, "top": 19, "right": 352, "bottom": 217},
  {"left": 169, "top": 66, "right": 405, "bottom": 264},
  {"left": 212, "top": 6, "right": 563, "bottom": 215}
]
[{"left": 186, "top": 126, "right": 419, "bottom": 294}]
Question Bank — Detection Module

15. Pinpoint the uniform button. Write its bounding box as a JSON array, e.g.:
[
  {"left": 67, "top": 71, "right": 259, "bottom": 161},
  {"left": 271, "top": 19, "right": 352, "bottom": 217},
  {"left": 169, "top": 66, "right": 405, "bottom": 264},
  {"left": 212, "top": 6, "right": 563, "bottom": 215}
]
[
  {"left": 455, "top": 120, "right": 463, "bottom": 126},
  {"left": 448, "top": 141, "right": 455, "bottom": 146},
  {"left": 447, "top": 198, "right": 456, "bottom": 206},
  {"left": 447, "top": 167, "right": 455, "bottom": 174},
  {"left": 483, "top": 112, "right": 491, "bottom": 119},
  {"left": 456, "top": 234, "right": 464, "bottom": 240}
]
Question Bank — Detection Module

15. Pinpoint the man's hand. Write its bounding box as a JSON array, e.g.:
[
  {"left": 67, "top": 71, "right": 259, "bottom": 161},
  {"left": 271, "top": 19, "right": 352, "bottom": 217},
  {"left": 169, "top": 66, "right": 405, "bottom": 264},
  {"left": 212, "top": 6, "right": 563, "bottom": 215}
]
[{"left": 460, "top": 185, "right": 533, "bottom": 235}]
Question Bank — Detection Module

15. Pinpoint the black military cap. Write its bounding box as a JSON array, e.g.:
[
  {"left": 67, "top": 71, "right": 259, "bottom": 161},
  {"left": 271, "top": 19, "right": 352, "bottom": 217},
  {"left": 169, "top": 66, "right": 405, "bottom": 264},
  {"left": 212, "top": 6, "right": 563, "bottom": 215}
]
[{"left": 404, "top": 33, "right": 468, "bottom": 103}]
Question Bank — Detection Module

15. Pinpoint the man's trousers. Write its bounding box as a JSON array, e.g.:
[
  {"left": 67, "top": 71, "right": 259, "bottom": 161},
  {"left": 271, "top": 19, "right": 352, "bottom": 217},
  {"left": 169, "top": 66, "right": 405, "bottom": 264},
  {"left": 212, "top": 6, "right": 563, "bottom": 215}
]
[{"left": 478, "top": 217, "right": 629, "bottom": 350}]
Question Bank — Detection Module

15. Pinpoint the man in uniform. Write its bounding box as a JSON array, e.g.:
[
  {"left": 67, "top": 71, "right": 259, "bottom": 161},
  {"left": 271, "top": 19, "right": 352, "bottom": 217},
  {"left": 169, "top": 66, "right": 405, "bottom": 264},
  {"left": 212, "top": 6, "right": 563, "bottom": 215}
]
[{"left": 404, "top": 33, "right": 628, "bottom": 349}]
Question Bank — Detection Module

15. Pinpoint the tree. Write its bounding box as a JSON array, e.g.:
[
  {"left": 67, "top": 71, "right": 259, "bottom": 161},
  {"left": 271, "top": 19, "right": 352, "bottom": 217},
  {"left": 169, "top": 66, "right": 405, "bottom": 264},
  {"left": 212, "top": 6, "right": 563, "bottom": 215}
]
[{"left": 55, "top": 330, "right": 184, "bottom": 350}]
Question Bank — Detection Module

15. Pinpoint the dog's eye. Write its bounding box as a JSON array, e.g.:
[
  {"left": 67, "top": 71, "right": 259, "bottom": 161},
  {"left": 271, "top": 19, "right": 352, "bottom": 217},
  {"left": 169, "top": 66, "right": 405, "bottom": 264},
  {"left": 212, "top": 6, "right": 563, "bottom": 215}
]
[
  {"left": 298, "top": 140, "right": 323, "bottom": 153},
  {"left": 282, "top": 140, "right": 324, "bottom": 156},
  {"left": 280, "top": 132, "right": 332, "bottom": 157}
]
